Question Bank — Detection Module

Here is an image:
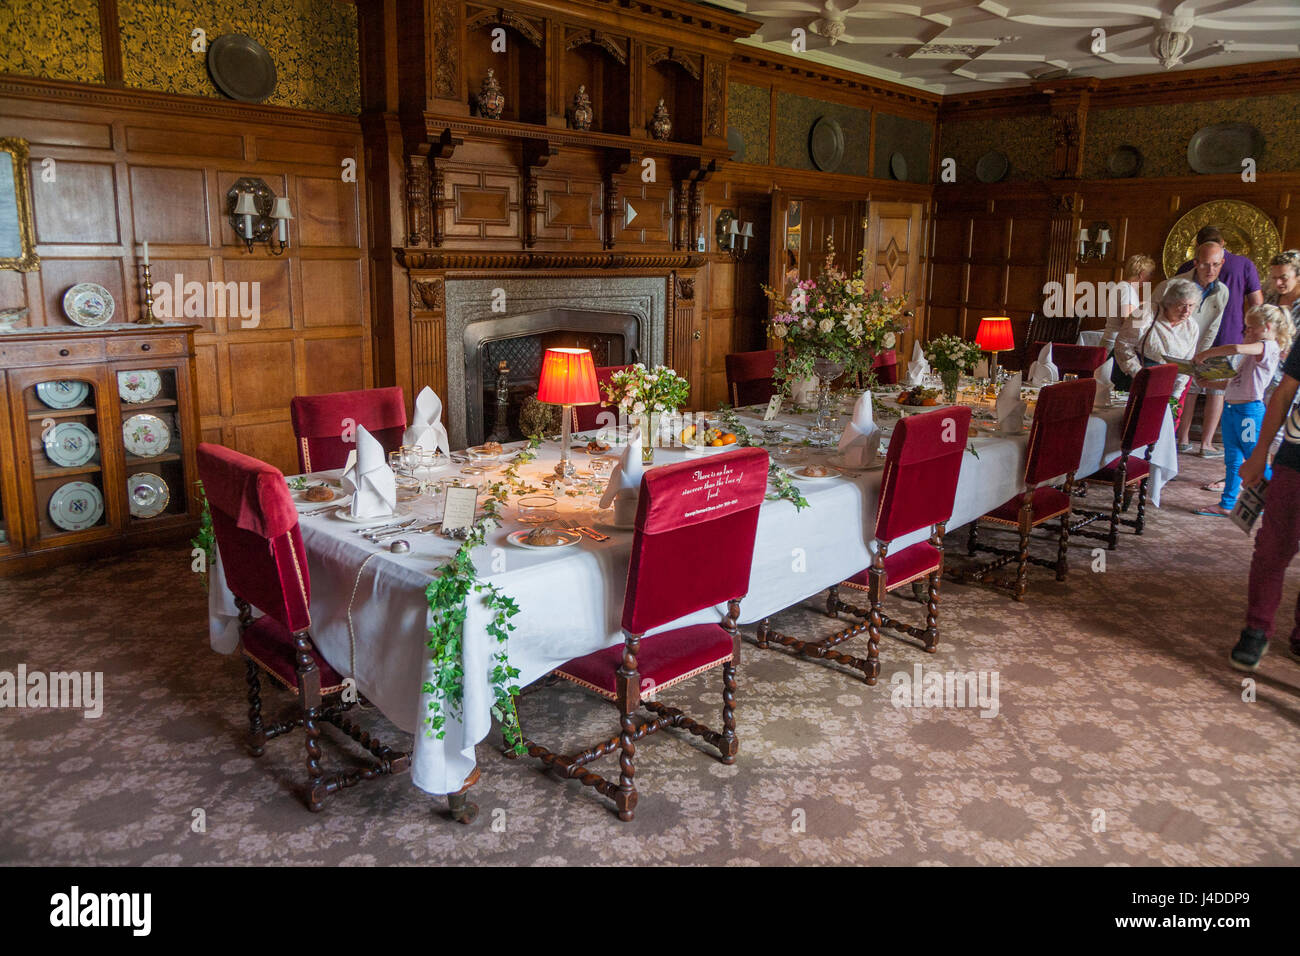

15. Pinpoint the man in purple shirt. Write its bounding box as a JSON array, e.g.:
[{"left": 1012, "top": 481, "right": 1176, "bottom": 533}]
[{"left": 1176, "top": 225, "right": 1264, "bottom": 460}]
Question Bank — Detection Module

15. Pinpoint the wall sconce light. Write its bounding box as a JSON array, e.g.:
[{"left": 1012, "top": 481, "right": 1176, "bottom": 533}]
[
  {"left": 227, "top": 177, "right": 293, "bottom": 255},
  {"left": 716, "top": 209, "right": 754, "bottom": 262},
  {"left": 1077, "top": 221, "right": 1111, "bottom": 262}
]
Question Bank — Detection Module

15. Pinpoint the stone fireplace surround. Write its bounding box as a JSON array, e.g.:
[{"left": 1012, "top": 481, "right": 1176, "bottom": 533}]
[{"left": 444, "top": 276, "right": 668, "bottom": 449}]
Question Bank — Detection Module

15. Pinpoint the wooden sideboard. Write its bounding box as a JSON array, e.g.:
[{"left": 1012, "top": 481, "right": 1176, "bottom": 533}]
[{"left": 0, "top": 324, "right": 201, "bottom": 575}]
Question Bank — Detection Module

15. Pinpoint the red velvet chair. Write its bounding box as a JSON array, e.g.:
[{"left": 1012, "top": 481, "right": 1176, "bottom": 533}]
[
  {"left": 573, "top": 364, "right": 631, "bottom": 432},
  {"left": 197, "top": 442, "right": 409, "bottom": 811},
  {"left": 725, "top": 350, "right": 778, "bottom": 406},
  {"left": 517, "top": 447, "right": 769, "bottom": 821},
  {"left": 963, "top": 378, "right": 1097, "bottom": 600},
  {"left": 871, "top": 349, "right": 899, "bottom": 385},
  {"left": 1034, "top": 341, "right": 1108, "bottom": 378},
  {"left": 1075, "top": 363, "right": 1178, "bottom": 549},
  {"left": 290, "top": 386, "right": 406, "bottom": 473},
  {"left": 757, "top": 406, "right": 972, "bottom": 684}
]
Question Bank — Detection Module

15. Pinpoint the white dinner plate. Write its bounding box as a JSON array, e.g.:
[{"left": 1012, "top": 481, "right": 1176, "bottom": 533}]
[
  {"left": 787, "top": 466, "right": 842, "bottom": 481},
  {"left": 117, "top": 369, "right": 162, "bottom": 404},
  {"left": 36, "top": 380, "right": 90, "bottom": 409},
  {"left": 48, "top": 481, "right": 104, "bottom": 531},
  {"left": 508, "top": 529, "right": 581, "bottom": 550},
  {"left": 127, "top": 472, "right": 171, "bottom": 519},
  {"left": 43, "top": 422, "right": 98, "bottom": 468},
  {"left": 331, "top": 506, "right": 396, "bottom": 525},
  {"left": 122, "top": 414, "right": 171, "bottom": 458}
]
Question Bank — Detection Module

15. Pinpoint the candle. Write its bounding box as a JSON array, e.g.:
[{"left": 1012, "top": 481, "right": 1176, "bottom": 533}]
[{"left": 142, "top": 241, "right": 149, "bottom": 266}]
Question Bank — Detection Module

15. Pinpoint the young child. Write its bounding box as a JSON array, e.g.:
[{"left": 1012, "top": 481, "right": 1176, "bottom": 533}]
[{"left": 1193, "top": 304, "right": 1291, "bottom": 518}]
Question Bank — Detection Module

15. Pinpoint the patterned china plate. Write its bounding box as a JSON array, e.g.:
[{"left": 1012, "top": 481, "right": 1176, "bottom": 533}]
[
  {"left": 62, "top": 283, "right": 115, "bottom": 327},
  {"left": 127, "top": 472, "right": 170, "bottom": 519},
  {"left": 122, "top": 414, "right": 171, "bottom": 458},
  {"left": 43, "top": 422, "right": 97, "bottom": 468},
  {"left": 508, "top": 529, "right": 581, "bottom": 550},
  {"left": 48, "top": 481, "right": 104, "bottom": 532},
  {"left": 36, "top": 380, "right": 90, "bottom": 409},
  {"left": 117, "top": 369, "right": 162, "bottom": 404}
]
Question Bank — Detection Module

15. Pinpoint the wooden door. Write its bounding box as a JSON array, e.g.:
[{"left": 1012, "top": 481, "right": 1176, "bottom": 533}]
[
  {"left": 864, "top": 201, "right": 926, "bottom": 359},
  {"left": 800, "top": 199, "right": 866, "bottom": 279}
]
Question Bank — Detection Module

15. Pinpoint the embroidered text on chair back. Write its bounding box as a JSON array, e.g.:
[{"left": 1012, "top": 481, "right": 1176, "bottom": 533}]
[
  {"left": 1024, "top": 378, "right": 1096, "bottom": 485},
  {"left": 874, "top": 406, "right": 971, "bottom": 542},
  {"left": 621, "top": 447, "right": 769, "bottom": 634},
  {"left": 197, "top": 443, "right": 311, "bottom": 632},
  {"left": 290, "top": 386, "right": 406, "bottom": 473},
  {"left": 1122, "top": 364, "right": 1177, "bottom": 452}
]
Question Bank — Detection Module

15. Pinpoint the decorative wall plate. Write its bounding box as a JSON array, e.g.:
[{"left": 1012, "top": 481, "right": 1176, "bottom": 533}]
[
  {"left": 1107, "top": 145, "right": 1143, "bottom": 178},
  {"left": 117, "top": 369, "right": 162, "bottom": 404},
  {"left": 126, "top": 472, "right": 170, "bottom": 519},
  {"left": 62, "top": 283, "right": 114, "bottom": 326},
  {"left": 1187, "top": 123, "right": 1265, "bottom": 175},
  {"left": 48, "top": 481, "right": 104, "bottom": 532},
  {"left": 975, "top": 151, "right": 1009, "bottom": 183},
  {"left": 43, "top": 422, "right": 97, "bottom": 468},
  {"left": 1162, "top": 199, "right": 1281, "bottom": 284},
  {"left": 122, "top": 413, "right": 171, "bottom": 458},
  {"left": 0, "top": 306, "right": 28, "bottom": 331},
  {"left": 889, "top": 152, "right": 909, "bottom": 182},
  {"left": 207, "top": 34, "right": 277, "bottom": 104},
  {"left": 36, "top": 379, "right": 89, "bottom": 409},
  {"left": 809, "top": 117, "right": 845, "bottom": 172}
]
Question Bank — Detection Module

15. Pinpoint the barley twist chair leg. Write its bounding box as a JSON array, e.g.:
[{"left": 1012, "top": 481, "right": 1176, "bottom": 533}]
[
  {"left": 967, "top": 522, "right": 979, "bottom": 556},
  {"left": 1135, "top": 477, "right": 1149, "bottom": 534},
  {"left": 1014, "top": 526, "right": 1030, "bottom": 601},
  {"left": 924, "top": 571, "right": 941, "bottom": 652},
  {"left": 245, "top": 658, "right": 266, "bottom": 757},
  {"left": 1057, "top": 512, "right": 1070, "bottom": 581},
  {"left": 720, "top": 661, "right": 738, "bottom": 764}
]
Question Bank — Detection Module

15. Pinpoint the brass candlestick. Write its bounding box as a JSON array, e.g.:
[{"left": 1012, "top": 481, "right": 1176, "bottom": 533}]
[{"left": 137, "top": 262, "right": 162, "bottom": 325}]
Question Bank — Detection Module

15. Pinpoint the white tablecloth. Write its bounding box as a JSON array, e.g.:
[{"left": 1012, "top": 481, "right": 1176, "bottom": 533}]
[{"left": 208, "top": 400, "right": 1176, "bottom": 795}]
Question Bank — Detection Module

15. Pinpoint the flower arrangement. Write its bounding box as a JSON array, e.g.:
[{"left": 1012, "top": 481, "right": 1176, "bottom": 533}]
[
  {"left": 923, "top": 335, "right": 983, "bottom": 375},
  {"left": 762, "top": 252, "right": 909, "bottom": 385},
  {"left": 602, "top": 363, "right": 690, "bottom": 416}
]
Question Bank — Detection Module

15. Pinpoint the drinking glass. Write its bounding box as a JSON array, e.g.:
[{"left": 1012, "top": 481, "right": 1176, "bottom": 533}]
[{"left": 517, "top": 495, "right": 558, "bottom": 524}]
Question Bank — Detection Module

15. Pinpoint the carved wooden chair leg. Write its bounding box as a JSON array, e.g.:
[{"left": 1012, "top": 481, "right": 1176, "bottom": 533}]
[
  {"left": 865, "top": 596, "right": 883, "bottom": 686},
  {"left": 1135, "top": 477, "right": 1149, "bottom": 534},
  {"left": 244, "top": 658, "right": 266, "bottom": 757},
  {"left": 1107, "top": 470, "right": 1124, "bottom": 551},
  {"left": 1056, "top": 511, "right": 1070, "bottom": 581},
  {"left": 921, "top": 571, "right": 941, "bottom": 652},
  {"left": 719, "top": 661, "right": 738, "bottom": 764},
  {"left": 293, "top": 630, "right": 327, "bottom": 812},
  {"left": 1122, "top": 489, "right": 1134, "bottom": 512},
  {"left": 911, "top": 579, "right": 929, "bottom": 602},
  {"left": 755, "top": 618, "right": 770, "bottom": 649},
  {"left": 967, "top": 522, "right": 979, "bottom": 555},
  {"left": 614, "top": 638, "right": 640, "bottom": 822},
  {"left": 1013, "top": 525, "right": 1030, "bottom": 602}
]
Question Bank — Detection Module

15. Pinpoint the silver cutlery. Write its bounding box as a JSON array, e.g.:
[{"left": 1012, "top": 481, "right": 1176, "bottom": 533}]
[
  {"left": 367, "top": 521, "right": 437, "bottom": 542},
  {"left": 354, "top": 517, "right": 417, "bottom": 535},
  {"left": 298, "top": 503, "right": 340, "bottom": 516}
]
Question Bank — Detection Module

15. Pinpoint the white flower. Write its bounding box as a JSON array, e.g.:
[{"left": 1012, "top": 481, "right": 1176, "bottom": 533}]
[
  {"left": 773, "top": 324, "right": 787, "bottom": 338},
  {"left": 632, "top": 401, "right": 645, "bottom": 415},
  {"left": 819, "top": 318, "right": 835, "bottom": 333},
  {"left": 882, "top": 331, "right": 896, "bottom": 349}
]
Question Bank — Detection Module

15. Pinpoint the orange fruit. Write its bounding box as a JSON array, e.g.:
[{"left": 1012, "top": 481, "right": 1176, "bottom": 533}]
[
  {"left": 710, "top": 437, "right": 725, "bottom": 447},
  {"left": 721, "top": 433, "right": 737, "bottom": 444}
]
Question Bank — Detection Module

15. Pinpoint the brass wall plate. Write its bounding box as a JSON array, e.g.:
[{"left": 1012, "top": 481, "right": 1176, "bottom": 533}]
[{"left": 1162, "top": 199, "right": 1281, "bottom": 281}]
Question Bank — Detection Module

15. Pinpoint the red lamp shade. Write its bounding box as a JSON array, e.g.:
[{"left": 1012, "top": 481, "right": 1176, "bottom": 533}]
[
  {"left": 537, "top": 348, "right": 600, "bottom": 406},
  {"left": 975, "top": 316, "right": 1015, "bottom": 352}
]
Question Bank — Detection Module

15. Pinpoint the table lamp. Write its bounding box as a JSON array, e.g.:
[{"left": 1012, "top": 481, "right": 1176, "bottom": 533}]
[
  {"left": 537, "top": 347, "right": 599, "bottom": 480},
  {"left": 975, "top": 316, "right": 1015, "bottom": 384}
]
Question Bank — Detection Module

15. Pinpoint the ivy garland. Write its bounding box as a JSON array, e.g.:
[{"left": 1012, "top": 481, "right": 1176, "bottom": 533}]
[
  {"left": 191, "top": 480, "right": 216, "bottom": 592},
  {"left": 715, "top": 405, "right": 811, "bottom": 512},
  {"left": 422, "top": 436, "right": 543, "bottom": 757}
]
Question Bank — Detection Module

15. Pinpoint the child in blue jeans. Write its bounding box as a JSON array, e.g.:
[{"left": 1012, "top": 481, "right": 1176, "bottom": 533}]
[{"left": 1193, "top": 304, "right": 1291, "bottom": 517}]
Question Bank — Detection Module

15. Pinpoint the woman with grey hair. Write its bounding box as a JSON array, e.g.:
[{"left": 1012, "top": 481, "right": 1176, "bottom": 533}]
[{"left": 1113, "top": 277, "right": 1202, "bottom": 420}]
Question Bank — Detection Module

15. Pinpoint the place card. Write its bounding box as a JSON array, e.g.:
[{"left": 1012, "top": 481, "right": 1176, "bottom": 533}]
[
  {"left": 440, "top": 486, "right": 478, "bottom": 532},
  {"left": 763, "top": 395, "right": 782, "bottom": 421}
]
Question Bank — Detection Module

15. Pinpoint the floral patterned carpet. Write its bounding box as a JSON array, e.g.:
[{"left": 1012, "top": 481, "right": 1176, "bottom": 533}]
[{"left": 2, "top": 453, "right": 1298, "bottom": 866}]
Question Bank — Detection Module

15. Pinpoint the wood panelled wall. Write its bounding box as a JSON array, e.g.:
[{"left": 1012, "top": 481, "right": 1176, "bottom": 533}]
[
  {"left": 0, "top": 77, "right": 371, "bottom": 474},
  {"left": 930, "top": 62, "right": 1300, "bottom": 368}
]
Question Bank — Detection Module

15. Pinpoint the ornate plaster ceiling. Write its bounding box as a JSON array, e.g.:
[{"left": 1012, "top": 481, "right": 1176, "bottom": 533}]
[{"left": 698, "top": 1, "right": 1300, "bottom": 94}]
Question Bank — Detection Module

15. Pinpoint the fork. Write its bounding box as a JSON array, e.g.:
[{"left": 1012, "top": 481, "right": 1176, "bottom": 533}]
[
  {"left": 367, "top": 522, "right": 436, "bottom": 542},
  {"left": 354, "top": 517, "right": 417, "bottom": 535}
]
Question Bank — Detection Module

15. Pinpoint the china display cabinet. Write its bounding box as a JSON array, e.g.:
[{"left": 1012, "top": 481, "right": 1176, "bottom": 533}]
[{"left": 0, "top": 324, "right": 201, "bottom": 574}]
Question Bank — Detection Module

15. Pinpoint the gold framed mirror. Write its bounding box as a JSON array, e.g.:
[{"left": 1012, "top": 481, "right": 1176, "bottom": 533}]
[{"left": 0, "top": 137, "right": 40, "bottom": 272}]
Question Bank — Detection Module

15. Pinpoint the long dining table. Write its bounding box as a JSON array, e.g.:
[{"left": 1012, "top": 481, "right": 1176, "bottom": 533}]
[{"left": 208, "top": 391, "right": 1177, "bottom": 799}]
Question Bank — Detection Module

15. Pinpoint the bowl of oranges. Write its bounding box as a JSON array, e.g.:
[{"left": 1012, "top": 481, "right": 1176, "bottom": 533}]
[{"left": 679, "top": 422, "right": 739, "bottom": 454}]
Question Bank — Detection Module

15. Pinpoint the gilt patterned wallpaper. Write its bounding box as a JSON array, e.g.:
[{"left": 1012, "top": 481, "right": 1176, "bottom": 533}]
[
  {"left": 118, "top": 0, "right": 359, "bottom": 113},
  {"left": 774, "top": 91, "right": 872, "bottom": 176},
  {"left": 937, "top": 113, "right": 1052, "bottom": 183},
  {"left": 1084, "top": 93, "right": 1300, "bottom": 178},
  {"left": 727, "top": 81, "right": 770, "bottom": 166},
  {"left": 0, "top": 0, "right": 105, "bottom": 85}
]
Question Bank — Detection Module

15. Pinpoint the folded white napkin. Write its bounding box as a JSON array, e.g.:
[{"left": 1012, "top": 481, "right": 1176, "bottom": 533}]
[
  {"left": 995, "top": 372, "right": 1027, "bottom": 435},
  {"left": 1027, "top": 343, "right": 1059, "bottom": 386},
  {"left": 599, "top": 430, "right": 644, "bottom": 525},
  {"left": 341, "top": 425, "right": 396, "bottom": 518},
  {"left": 837, "top": 391, "right": 881, "bottom": 468},
  {"left": 791, "top": 376, "right": 819, "bottom": 406},
  {"left": 1093, "top": 357, "right": 1114, "bottom": 408},
  {"left": 903, "top": 340, "right": 930, "bottom": 386},
  {"left": 402, "top": 386, "right": 450, "bottom": 459}
]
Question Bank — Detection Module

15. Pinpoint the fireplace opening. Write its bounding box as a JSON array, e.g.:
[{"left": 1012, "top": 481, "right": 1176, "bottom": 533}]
[{"left": 463, "top": 309, "right": 641, "bottom": 446}]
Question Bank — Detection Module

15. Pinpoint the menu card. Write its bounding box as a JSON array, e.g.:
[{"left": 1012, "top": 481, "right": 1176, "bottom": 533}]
[
  {"left": 763, "top": 395, "right": 782, "bottom": 421},
  {"left": 440, "top": 486, "right": 478, "bottom": 532}
]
